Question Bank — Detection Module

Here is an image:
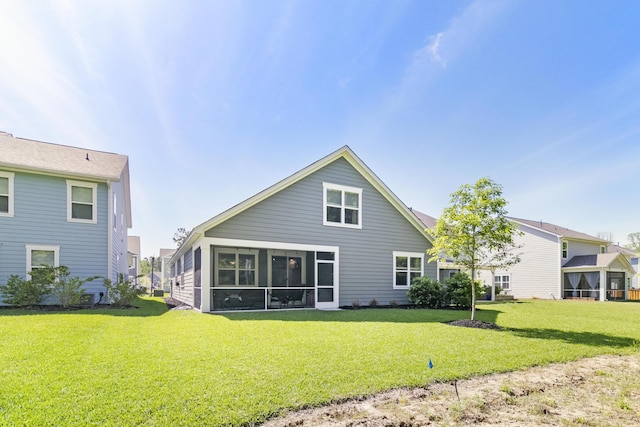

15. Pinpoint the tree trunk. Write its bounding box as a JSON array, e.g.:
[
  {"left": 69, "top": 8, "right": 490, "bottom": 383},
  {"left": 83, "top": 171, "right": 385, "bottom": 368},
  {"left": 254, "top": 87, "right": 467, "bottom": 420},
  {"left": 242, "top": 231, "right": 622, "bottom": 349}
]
[{"left": 471, "top": 267, "right": 476, "bottom": 320}]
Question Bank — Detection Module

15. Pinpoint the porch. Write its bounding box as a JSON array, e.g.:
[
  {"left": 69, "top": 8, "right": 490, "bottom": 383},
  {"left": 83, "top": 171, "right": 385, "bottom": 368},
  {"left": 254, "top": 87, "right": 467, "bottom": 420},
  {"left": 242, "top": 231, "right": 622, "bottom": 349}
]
[
  {"left": 563, "top": 271, "right": 627, "bottom": 301},
  {"left": 195, "top": 238, "right": 340, "bottom": 312}
]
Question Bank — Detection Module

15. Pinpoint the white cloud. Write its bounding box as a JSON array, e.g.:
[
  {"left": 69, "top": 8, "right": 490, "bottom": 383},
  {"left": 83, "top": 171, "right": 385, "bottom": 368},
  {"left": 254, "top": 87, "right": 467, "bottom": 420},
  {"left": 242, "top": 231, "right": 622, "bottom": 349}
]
[{"left": 398, "top": 0, "right": 509, "bottom": 101}]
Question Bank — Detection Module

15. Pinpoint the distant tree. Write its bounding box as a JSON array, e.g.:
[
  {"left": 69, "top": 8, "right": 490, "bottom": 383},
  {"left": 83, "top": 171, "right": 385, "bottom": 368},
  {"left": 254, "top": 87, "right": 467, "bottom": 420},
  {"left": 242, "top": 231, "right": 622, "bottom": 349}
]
[
  {"left": 173, "top": 228, "right": 189, "bottom": 247},
  {"left": 140, "top": 257, "right": 161, "bottom": 276},
  {"left": 625, "top": 232, "right": 640, "bottom": 252},
  {"left": 597, "top": 231, "right": 613, "bottom": 242},
  {"left": 427, "top": 177, "right": 522, "bottom": 320}
]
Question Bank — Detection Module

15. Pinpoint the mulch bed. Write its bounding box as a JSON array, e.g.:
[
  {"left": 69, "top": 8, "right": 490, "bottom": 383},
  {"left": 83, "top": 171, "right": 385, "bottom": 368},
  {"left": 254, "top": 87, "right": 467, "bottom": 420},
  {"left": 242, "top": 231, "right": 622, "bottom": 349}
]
[{"left": 447, "top": 319, "right": 503, "bottom": 329}]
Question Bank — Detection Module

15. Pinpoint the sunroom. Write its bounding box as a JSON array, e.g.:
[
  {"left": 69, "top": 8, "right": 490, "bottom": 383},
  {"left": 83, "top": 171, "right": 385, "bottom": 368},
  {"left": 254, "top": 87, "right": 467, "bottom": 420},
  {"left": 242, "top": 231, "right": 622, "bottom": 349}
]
[
  {"left": 562, "top": 253, "right": 632, "bottom": 301},
  {"left": 194, "top": 239, "right": 340, "bottom": 312}
]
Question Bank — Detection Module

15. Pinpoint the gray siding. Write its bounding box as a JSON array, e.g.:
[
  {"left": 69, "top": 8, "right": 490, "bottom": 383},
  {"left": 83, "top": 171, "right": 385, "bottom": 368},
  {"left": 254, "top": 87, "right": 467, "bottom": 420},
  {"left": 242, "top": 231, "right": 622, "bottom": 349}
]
[
  {"left": 204, "top": 158, "right": 434, "bottom": 306},
  {"left": 0, "top": 171, "right": 110, "bottom": 302},
  {"left": 170, "top": 251, "right": 194, "bottom": 305}
]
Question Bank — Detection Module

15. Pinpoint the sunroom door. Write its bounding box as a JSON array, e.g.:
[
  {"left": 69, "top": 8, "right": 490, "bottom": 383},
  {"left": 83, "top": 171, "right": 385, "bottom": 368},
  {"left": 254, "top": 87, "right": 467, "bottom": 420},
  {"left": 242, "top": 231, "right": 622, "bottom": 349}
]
[{"left": 316, "top": 251, "right": 338, "bottom": 309}]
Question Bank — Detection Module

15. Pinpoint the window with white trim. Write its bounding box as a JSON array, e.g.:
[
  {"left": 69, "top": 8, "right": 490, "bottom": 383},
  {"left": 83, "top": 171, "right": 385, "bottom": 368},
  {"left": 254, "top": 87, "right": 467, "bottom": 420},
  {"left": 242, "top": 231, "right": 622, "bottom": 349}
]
[
  {"left": 562, "top": 241, "right": 568, "bottom": 259},
  {"left": 600, "top": 245, "right": 606, "bottom": 254},
  {"left": 67, "top": 180, "right": 97, "bottom": 223},
  {"left": 323, "top": 183, "right": 362, "bottom": 229},
  {"left": 393, "top": 252, "right": 423, "bottom": 288},
  {"left": 26, "top": 244, "right": 60, "bottom": 276},
  {"left": 0, "top": 171, "right": 14, "bottom": 217},
  {"left": 214, "top": 249, "right": 259, "bottom": 286},
  {"left": 494, "top": 274, "right": 510, "bottom": 290}
]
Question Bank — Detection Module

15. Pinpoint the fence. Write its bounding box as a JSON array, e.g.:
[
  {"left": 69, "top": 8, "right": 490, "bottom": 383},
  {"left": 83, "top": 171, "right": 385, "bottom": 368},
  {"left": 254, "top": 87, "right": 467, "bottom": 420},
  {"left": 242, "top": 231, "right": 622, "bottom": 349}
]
[{"left": 629, "top": 289, "right": 640, "bottom": 301}]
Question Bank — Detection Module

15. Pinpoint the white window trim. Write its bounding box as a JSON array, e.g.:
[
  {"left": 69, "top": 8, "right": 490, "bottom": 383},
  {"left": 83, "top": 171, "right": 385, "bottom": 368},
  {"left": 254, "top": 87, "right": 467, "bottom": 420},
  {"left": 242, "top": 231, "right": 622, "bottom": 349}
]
[
  {"left": 67, "top": 180, "right": 98, "bottom": 224},
  {"left": 322, "top": 182, "right": 363, "bottom": 229},
  {"left": 600, "top": 245, "right": 606, "bottom": 254},
  {"left": 267, "top": 249, "right": 308, "bottom": 287},
  {"left": 213, "top": 248, "right": 260, "bottom": 287},
  {"left": 0, "top": 171, "right": 15, "bottom": 217},
  {"left": 393, "top": 251, "right": 424, "bottom": 289},
  {"left": 561, "top": 241, "right": 568, "bottom": 259},
  {"left": 494, "top": 274, "right": 511, "bottom": 290},
  {"left": 26, "top": 244, "right": 60, "bottom": 277}
]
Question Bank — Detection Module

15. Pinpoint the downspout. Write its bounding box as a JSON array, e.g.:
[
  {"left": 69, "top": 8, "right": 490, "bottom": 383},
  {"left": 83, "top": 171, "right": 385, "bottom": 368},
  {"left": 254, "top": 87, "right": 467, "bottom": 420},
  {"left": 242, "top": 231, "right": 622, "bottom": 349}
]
[{"left": 107, "top": 181, "right": 113, "bottom": 282}]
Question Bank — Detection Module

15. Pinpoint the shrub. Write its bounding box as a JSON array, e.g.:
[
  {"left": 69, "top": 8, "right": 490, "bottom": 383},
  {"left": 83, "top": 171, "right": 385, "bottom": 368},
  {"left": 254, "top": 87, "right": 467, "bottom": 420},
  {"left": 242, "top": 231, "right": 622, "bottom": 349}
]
[
  {"left": 0, "top": 274, "right": 50, "bottom": 306},
  {"left": 369, "top": 298, "right": 378, "bottom": 307},
  {"left": 407, "top": 276, "right": 444, "bottom": 308},
  {"left": 443, "top": 273, "right": 484, "bottom": 309},
  {"left": 389, "top": 299, "right": 399, "bottom": 308},
  {"left": 351, "top": 299, "right": 361, "bottom": 309},
  {"left": 104, "top": 274, "right": 143, "bottom": 308},
  {"left": 48, "top": 266, "right": 98, "bottom": 308}
]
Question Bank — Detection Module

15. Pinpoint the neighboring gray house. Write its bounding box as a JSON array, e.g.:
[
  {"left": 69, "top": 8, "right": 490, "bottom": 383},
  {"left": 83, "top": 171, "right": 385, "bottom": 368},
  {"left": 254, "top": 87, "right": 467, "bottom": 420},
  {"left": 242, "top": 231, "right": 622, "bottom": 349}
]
[
  {"left": 0, "top": 132, "right": 132, "bottom": 304},
  {"left": 475, "top": 218, "right": 634, "bottom": 301},
  {"left": 168, "top": 146, "right": 436, "bottom": 312},
  {"left": 128, "top": 235, "right": 141, "bottom": 286}
]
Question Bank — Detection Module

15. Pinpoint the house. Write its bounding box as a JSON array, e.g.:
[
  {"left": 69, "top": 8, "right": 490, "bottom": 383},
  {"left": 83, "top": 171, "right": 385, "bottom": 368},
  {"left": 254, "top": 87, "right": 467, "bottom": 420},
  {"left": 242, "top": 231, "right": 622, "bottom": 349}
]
[
  {"left": 159, "top": 248, "right": 176, "bottom": 292},
  {"left": 0, "top": 132, "right": 131, "bottom": 304},
  {"left": 128, "top": 235, "right": 141, "bottom": 286},
  {"left": 167, "top": 146, "right": 436, "bottom": 311},
  {"left": 607, "top": 244, "right": 639, "bottom": 289},
  {"left": 475, "top": 218, "right": 634, "bottom": 301}
]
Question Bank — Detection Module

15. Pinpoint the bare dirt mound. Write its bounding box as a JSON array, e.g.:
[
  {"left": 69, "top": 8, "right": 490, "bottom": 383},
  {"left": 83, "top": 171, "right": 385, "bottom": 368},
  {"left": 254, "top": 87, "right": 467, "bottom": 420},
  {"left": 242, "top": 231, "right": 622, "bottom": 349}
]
[{"left": 261, "top": 354, "right": 640, "bottom": 426}]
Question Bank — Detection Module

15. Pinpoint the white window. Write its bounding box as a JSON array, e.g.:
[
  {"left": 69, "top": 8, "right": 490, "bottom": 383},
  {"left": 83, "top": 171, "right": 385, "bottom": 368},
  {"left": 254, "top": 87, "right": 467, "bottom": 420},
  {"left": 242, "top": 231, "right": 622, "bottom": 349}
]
[
  {"left": 562, "top": 241, "right": 568, "bottom": 259},
  {"left": 323, "top": 183, "right": 362, "bottom": 229},
  {"left": 0, "top": 171, "right": 15, "bottom": 217},
  {"left": 67, "top": 180, "right": 97, "bottom": 223},
  {"left": 214, "top": 249, "right": 259, "bottom": 286},
  {"left": 495, "top": 274, "right": 510, "bottom": 290},
  {"left": 393, "top": 251, "right": 423, "bottom": 289},
  {"left": 600, "top": 245, "right": 606, "bottom": 254},
  {"left": 26, "top": 244, "right": 60, "bottom": 276}
]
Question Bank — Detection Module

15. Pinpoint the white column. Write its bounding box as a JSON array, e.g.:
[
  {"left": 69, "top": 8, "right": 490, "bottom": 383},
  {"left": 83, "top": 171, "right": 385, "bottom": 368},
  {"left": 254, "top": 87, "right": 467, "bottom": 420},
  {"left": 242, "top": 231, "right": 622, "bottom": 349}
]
[
  {"left": 200, "top": 243, "right": 211, "bottom": 312},
  {"left": 600, "top": 269, "right": 606, "bottom": 301}
]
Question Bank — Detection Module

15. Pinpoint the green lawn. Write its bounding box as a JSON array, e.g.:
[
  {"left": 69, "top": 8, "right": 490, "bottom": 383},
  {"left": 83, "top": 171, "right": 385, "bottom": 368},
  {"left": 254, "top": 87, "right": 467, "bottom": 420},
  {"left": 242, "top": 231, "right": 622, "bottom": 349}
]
[{"left": 1, "top": 299, "right": 639, "bottom": 426}]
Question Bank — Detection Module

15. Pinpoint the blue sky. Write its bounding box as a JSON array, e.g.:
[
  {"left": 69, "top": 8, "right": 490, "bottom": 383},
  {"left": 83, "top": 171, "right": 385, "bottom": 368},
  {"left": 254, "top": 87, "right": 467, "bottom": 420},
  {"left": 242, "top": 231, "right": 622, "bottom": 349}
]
[{"left": 1, "top": 0, "right": 639, "bottom": 257}]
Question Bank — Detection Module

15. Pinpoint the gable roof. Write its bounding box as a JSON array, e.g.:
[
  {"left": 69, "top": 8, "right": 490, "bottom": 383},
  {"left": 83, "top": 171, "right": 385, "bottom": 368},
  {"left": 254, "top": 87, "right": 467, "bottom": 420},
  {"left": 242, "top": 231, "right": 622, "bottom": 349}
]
[
  {"left": 0, "top": 131, "right": 129, "bottom": 181},
  {"left": 509, "top": 217, "right": 609, "bottom": 243},
  {"left": 562, "top": 253, "right": 633, "bottom": 270},
  {"left": 0, "top": 131, "right": 132, "bottom": 227},
  {"left": 171, "top": 146, "right": 431, "bottom": 261},
  {"left": 607, "top": 244, "right": 638, "bottom": 257}
]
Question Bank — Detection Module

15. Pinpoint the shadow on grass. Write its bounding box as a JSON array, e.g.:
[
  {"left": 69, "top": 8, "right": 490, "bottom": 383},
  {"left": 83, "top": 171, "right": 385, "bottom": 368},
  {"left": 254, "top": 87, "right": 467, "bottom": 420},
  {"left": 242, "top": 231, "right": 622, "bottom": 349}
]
[
  {"left": 217, "top": 307, "right": 502, "bottom": 324},
  {"left": 0, "top": 297, "right": 169, "bottom": 317},
  {"left": 507, "top": 327, "right": 638, "bottom": 349}
]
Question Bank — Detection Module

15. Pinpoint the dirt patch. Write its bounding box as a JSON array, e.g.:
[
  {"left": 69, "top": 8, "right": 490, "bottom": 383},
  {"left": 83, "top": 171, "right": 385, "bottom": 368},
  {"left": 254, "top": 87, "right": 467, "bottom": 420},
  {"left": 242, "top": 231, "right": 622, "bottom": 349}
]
[
  {"left": 261, "top": 354, "right": 640, "bottom": 426},
  {"left": 164, "top": 297, "right": 192, "bottom": 310}
]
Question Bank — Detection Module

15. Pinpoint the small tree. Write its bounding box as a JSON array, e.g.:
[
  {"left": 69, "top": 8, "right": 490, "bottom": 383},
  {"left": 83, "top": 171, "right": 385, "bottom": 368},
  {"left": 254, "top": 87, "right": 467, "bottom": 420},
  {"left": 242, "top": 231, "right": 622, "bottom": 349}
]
[
  {"left": 428, "top": 177, "right": 522, "bottom": 320},
  {"left": 625, "top": 232, "right": 640, "bottom": 252}
]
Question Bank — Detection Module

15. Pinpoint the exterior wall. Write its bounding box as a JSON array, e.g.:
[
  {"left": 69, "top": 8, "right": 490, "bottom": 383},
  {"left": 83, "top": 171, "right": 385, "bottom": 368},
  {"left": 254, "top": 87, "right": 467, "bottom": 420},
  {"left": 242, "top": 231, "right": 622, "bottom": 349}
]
[
  {"left": 0, "top": 170, "right": 110, "bottom": 303},
  {"left": 477, "top": 223, "right": 560, "bottom": 299},
  {"left": 109, "top": 173, "right": 129, "bottom": 282},
  {"left": 171, "top": 250, "right": 194, "bottom": 305},
  {"left": 202, "top": 158, "right": 435, "bottom": 306},
  {"left": 563, "top": 240, "right": 603, "bottom": 263}
]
